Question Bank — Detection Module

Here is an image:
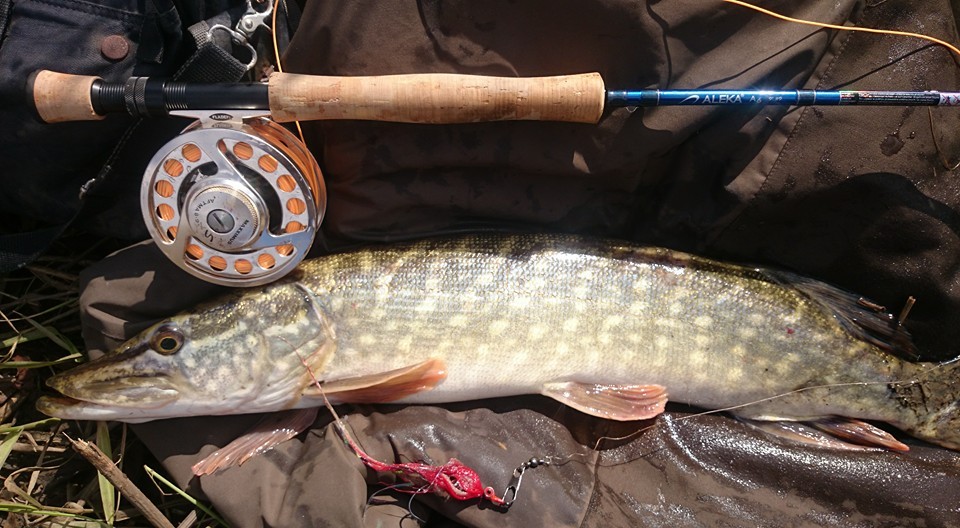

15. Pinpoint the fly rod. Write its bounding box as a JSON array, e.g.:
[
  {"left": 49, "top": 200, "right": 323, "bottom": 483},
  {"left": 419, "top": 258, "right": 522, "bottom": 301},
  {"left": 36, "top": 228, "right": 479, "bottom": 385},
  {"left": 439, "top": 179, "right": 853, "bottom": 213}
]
[
  {"left": 29, "top": 70, "right": 960, "bottom": 125},
  {"left": 26, "top": 69, "right": 960, "bottom": 287}
]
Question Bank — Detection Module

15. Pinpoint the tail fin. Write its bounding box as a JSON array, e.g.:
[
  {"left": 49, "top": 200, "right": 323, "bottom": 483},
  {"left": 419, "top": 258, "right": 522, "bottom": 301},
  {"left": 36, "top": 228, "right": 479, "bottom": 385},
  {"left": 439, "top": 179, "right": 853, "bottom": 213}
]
[{"left": 895, "top": 358, "right": 960, "bottom": 451}]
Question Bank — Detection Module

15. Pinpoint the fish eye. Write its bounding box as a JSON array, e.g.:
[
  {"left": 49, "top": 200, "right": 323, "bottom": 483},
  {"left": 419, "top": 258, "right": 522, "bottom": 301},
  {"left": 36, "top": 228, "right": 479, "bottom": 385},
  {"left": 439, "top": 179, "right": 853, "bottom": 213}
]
[{"left": 151, "top": 327, "right": 183, "bottom": 355}]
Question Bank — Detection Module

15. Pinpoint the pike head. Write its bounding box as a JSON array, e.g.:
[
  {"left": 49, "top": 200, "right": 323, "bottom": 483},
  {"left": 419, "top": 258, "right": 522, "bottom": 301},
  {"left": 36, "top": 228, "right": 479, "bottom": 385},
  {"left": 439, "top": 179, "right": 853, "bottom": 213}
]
[{"left": 38, "top": 282, "right": 336, "bottom": 422}]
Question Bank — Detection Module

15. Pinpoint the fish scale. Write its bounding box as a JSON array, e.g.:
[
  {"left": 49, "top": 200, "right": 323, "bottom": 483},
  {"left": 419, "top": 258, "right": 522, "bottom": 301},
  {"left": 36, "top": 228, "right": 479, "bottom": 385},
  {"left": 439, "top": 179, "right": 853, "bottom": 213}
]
[
  {"left": 37, "top": 233, "right": 960, "bottom": 452},
  {"left": 300, "top": 236, "right": 890, "bottom": 412}
]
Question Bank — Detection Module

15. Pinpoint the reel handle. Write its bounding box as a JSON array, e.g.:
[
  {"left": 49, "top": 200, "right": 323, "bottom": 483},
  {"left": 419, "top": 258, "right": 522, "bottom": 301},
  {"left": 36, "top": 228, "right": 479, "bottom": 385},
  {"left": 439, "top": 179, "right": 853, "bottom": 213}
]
[
  {"left": 29, "top": 70, "right": 606, "bottom": 124},
  {"left": 267, "top": 72, "right": 605, "bottom": 124}
]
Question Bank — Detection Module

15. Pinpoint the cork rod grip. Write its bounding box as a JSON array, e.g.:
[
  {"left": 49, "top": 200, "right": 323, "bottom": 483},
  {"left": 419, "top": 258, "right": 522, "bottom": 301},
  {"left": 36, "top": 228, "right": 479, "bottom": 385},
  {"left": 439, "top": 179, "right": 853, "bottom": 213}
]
[
  {"left": 30, "top": 70, "right": 103, "bottom": 123},
  {"left": 268, "top": 72, "right": 606, "bottom": 124}
]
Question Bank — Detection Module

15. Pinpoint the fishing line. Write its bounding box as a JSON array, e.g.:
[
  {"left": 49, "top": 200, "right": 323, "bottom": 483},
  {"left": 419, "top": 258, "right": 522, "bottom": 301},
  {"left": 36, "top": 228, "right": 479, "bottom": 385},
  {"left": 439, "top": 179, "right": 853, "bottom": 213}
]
[
  {"left": 723, "top": 0, "right": 960, "bottom": 61},
  {"left": 364, "top": 482, "right": 422, "bottom": 512},
  {"left": 293, "top": 351, "right": 360, "bottom": 451},
  {"left": 587, "top": 360, "right": 955, "bottom": 451},
  {"left": 294, "top": 345, "right": 955, "bottom": 491},
  {"left": 270, "top": 0, "right": 306, "bottom": 148},
  {"left": 365, "top": 481, "right": 432, "bottom": 524},
  {"left": 294, "top": 352, "right": 516, "bottom": 508},
  {"left": 726, "top": 0, "right": 960, "bottom": 170},
  {"left": 294, "top": 345, "right": 597, "bottom": 508},
  {"left": 406, "top": 490, "right": 427, "bottom": 524},
  {"left": 293, "top": 346, "right": 431, "bottom": 520}
]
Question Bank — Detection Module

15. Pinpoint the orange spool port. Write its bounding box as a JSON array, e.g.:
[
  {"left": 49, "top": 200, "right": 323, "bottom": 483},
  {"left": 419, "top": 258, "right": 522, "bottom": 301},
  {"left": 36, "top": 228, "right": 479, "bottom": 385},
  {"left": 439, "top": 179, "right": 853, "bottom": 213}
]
[
  {"left": 251, "top": 120, "right": 325, "bottom": 209},
  {"left": 209, "top": 256, "right": 227, "bottom": 271},
  {"left": 156, "top": 204, "right": 175, "bottom": 221},
  {"left": 163, "top": 159, "right": 183, "bottom": 178},
  {"left": 234, "top": 259, "right": 253, "bottom": 274},
  {"left": 286, "top": 198, "right": 306, "bottom": 215},
  {"left": 277, "top": 174, "right": 296, "bottom": 192},
  {"left": 182, "top": 143, "right": 202, "bottom": 162},
  {"left": 258, "top": 155, "right": 278, "bottom": 173},
  {"left": 285, "top": 221, "right": 304, "bottom": 233},
  {"left": 155, "top": 180, "right": 174, "bottom": 198},
  {"left": 186, "top": 244, "right": 204, "bottom": 260},
  {"left": 233, "top": 141, "right": 253, "bottom": 160},
  {"left": 277, "top": 244, "right": 294, "bottom": 256},
  {"left": 257, "top": 253, "right": 276, "bottom": 269},
  {"left": 166, "top": 226, "right": 178, "bottom": 241}
]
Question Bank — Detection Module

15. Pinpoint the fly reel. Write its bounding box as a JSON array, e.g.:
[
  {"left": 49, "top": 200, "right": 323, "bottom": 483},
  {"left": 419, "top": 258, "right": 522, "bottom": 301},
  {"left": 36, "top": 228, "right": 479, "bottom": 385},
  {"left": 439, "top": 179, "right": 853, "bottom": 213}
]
[{"left": 141, "top": 115, "right": 326, "bottom": 286}]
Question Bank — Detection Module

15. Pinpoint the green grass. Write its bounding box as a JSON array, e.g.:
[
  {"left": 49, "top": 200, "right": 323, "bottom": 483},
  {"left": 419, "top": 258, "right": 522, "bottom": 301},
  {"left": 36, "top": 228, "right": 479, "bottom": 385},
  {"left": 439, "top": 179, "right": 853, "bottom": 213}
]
[
  {"left": 0, "top": 223, "right": 226, "bottom": 527},
  {"left": 144, "top": 465, "right": 228, "bottom": 527}
]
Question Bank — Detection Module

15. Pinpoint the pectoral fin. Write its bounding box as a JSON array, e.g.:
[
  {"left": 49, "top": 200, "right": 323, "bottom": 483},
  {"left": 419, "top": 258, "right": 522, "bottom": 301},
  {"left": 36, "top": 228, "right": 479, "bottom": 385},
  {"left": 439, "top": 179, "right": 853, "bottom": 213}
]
[
  {"left": 541, "top": 382, "right": 668, "bottom": 421},
  {"left": 304, "top": 359, "right": 447, "bottom": 403},
  {"left": 192, "top": 407, "right": 319, "bottom": 476}
]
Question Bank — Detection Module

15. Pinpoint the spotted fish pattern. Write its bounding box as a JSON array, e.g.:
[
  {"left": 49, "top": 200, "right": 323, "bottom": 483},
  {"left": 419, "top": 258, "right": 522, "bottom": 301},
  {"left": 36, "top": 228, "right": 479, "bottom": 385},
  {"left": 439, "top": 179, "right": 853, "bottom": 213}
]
[{"left": 38, "top": 234, "right": 960, "bottom": 451}]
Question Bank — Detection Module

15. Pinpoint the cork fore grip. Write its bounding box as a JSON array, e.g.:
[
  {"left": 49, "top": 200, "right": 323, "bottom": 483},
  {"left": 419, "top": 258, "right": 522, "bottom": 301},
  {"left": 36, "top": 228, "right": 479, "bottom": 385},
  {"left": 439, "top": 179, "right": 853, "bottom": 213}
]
[
  {"left": 268, "top": 72, "right": 606, "bottom": 124},
  {"left": 31, "top": 70, "right": 102, "bottom": 123}
]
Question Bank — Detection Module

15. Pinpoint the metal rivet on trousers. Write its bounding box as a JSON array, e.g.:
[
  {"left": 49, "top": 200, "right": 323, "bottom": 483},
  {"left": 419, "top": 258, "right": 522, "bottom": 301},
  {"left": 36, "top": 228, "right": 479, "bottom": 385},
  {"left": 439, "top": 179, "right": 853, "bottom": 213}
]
[{"left": 100, "top": 35, "right": 130, "bottom": 61}]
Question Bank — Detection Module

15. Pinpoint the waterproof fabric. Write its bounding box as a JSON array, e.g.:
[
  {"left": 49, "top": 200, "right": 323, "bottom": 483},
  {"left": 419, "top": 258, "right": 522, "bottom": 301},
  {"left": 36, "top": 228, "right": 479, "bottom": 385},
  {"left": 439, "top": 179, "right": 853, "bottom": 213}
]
[
  {"left": 72, "top": 0, "right": 960, "bottom": 526},
  {"left": 82, "top": 243, "right": 960, "bottom": 527}
]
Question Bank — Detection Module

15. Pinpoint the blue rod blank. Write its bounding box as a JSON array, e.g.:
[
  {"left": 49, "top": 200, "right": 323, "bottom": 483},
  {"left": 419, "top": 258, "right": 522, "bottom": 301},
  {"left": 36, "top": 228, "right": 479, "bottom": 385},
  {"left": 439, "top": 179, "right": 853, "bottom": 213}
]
[{"left": 606, "top": 89, "right": 960, "bottom": 107}]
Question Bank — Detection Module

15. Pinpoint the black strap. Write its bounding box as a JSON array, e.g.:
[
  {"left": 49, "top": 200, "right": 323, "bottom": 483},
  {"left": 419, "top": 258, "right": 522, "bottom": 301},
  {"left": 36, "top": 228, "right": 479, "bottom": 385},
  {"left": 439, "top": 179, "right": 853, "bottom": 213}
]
[
  {"left": 0, "top": 5, "right": 252, "bottom": 273},
  {"left": 76, "top": 17, "right": 251, "bottom": 218},
  {"left": 175, "top": 19, "right": 250, "bottom": 82},
  {"left": 0, "top": 0, "right": 11, "bottom": 46}
]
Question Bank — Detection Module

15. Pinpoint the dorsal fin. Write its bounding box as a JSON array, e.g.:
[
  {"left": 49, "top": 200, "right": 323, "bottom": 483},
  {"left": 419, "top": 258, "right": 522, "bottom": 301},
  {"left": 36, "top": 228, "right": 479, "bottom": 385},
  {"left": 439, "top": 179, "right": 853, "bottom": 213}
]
[{"left": 767, "top": 270, "right": 918, "bottom": 360}]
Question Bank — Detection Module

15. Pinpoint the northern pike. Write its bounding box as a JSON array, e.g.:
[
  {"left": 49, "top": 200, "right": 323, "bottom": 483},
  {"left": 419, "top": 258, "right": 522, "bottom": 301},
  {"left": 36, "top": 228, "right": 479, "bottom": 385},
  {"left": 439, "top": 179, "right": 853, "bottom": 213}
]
[{"left": 37, "top": 234, "right": 960, "bottom": 452}]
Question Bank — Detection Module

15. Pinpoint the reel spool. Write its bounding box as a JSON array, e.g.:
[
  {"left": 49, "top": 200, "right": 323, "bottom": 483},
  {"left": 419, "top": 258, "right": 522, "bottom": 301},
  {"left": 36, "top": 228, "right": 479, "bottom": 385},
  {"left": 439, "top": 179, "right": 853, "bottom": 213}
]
[{"left": 141, "top": 115, "right": 326, "bottom": 286}]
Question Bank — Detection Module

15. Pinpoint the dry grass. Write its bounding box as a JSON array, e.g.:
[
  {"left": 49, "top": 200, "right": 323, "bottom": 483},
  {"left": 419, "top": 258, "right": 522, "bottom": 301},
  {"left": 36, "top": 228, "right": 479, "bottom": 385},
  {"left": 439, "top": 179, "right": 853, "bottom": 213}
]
[{"left": 0, "top": 219, "right": 225, "bottom": 527}]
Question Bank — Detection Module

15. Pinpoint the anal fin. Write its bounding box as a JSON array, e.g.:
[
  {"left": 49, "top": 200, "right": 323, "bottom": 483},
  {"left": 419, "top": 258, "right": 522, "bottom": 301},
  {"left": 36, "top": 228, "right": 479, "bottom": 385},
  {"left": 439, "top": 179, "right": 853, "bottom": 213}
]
[
  {"left": 809, "top": 417, "right": 910, "bottom": 452},
  {"left": 541, "top": 382, "right": 667, "bottom": 421},
  {"left": 741, "top": 417, "right": 909, "bottom": 452},
  {"left": 742, "top": 419, "right": 880, "bottom": 452},
  {"left": 306, "top": 359, "right": 447, "bottom": 404},
  {"left": 192, "top": 407, "right": 319, "bottom": 476}
]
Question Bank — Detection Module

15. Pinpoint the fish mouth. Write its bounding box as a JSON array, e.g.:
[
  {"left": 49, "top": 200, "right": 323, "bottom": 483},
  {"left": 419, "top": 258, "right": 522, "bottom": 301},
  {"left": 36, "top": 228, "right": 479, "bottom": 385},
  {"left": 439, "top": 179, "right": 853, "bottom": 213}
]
[
  {"left": 36, "top": 390, "right": 182, "bottom": 423},
  {"left": 45, "top": 374, "right": 180, "bottom": 407},
  {"left": 39, "top": 369, "right": 181, "bottom": 422},
  {"left": 35, "top": 395, "right": 92, "bottom": 418},
  {"left": 44, "top": 343, "right": 183, "bottom": 413}
]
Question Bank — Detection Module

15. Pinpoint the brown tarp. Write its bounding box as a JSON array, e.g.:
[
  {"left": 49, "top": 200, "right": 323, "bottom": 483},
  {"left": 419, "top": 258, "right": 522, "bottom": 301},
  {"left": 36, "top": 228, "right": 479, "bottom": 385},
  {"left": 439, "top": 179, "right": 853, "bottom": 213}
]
[{"left": 78, "top": 0, "right": 960, "bottom": 526}]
